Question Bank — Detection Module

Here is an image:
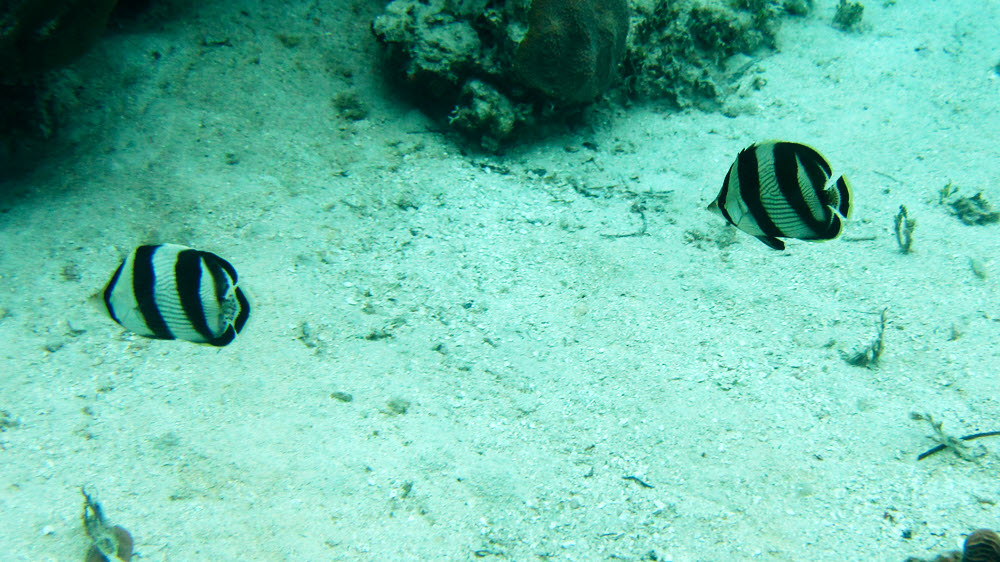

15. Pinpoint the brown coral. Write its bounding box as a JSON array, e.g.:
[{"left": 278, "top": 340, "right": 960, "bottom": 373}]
[
  {"left": 513, "top": 0, "right": 629, "bottom": 103},
  {"left": 963, "top": 529, "right": 1000, "bottom": 562}
]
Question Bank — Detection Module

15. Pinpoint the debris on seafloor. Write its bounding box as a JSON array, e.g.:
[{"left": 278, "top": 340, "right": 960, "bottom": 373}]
[
  {"left": 949, "top": 192, "right": 1000, "bottom": 226},
  {"left": 845, "top": 308, "right": 888, "bottom": 368},
  {"left": 910, "top": 412, "right": 998, "bottom": 462},
  {"left": 82, "top": 488, "right": 133, "bottom": 562},
  {"left": 894, "top": 205, "right": 916, "bottom": 254}
]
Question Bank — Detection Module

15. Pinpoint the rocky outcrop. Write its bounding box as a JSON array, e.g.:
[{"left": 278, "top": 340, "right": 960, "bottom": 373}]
[
  {"left": 372, "top": 0, "right": 800, "bottom": 148},
  {"left": 0, "top": 0, "right": 119, "bottom": 81}
]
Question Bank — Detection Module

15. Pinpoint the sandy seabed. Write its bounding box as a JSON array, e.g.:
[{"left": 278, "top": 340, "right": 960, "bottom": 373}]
[{"left": 1, "top": 0, "right": 999, "bottom": 560}]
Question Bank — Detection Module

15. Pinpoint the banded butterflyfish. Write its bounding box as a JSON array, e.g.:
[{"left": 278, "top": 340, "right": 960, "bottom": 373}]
[
  {"left": 103, "top": 244, "right": 250, "bottom": 346},
  {"left": 708, "top": 141, "right": 853, "bottom": 250}
]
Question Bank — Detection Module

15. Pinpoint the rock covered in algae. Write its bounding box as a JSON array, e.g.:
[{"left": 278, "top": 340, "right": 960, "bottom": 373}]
[
  {"left": 371, "top": 0, "right": 799, "bottom": 147},
  {"left": 448, "top": 79, "right": 528, "bottom": 152},
  {"left": 371, "top": 0, "right": 513, "bottom": 148},
  {"left": 371, "top": 0, "right": 485, "bottom": 88},
  {"left": 372, "top": 0, "right": 631, "bottom": 145},
  {"left": 625, "top": 0, "right": 789, "bottom": 109}
]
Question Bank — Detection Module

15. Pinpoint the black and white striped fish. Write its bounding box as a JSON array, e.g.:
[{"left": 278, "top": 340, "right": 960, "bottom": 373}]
[
  {"left": 103, "top": 244, "right": 250, "bottom": 346},
  {"left": 708, "top": 141, "right": 853, "bottom": 250}
]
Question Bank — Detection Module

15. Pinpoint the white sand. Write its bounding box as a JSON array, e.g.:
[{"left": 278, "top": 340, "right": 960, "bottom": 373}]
[{"left": 1, "top": 0, "right": 998, "bottom": 560}]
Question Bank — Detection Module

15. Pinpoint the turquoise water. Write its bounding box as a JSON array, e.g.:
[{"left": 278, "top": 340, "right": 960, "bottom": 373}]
[{"left": 0, "top": 1, "right": 998, "bottom": 560}]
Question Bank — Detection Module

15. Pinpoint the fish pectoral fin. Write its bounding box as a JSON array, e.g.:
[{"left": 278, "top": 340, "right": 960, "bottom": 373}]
[{"left": 756, "top": 235, "right": 786, "bottom": 250}]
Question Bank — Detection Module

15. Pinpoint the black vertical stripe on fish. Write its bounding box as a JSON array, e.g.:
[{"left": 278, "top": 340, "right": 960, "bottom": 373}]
[
  {"left": 770, "top": 143, "right": 828, "bottom": 236},
  {"left": 208, "top": 251, "right": 239, "bottom": 285},
  {"left": 736, "top": 145, "right": 784, "bottom": 246},
  {"left": 786, "top": 143, "right": 833, "bottom": 227},
  {"left": 204, "top": 253, "right": 233, "bottom": 302},
  {"left": 754, "top": 147, "right": 793, "bottom": 234},
  {"left": 132, "top": 245, "right": 173, "bottom": 339},
  {"left": 785, "top": 142, "right": 831, "bottom": 188},
  {"left": 770, "top": 143, "right": 812, "bottom": 223},
  {"left": 174, "top": 249, "right": 215, "bottom": 343}
]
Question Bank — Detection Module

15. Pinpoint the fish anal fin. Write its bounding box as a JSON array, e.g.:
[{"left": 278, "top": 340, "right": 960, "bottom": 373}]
[
  {"left": 208, "top": 326, "right": 237, "bottom": 347},
  {"left": 756, "top": 235, "right": 786, "bottom": 250},
  {"left": 824, "top": 214, "right": 844, "bottom": 239}
]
